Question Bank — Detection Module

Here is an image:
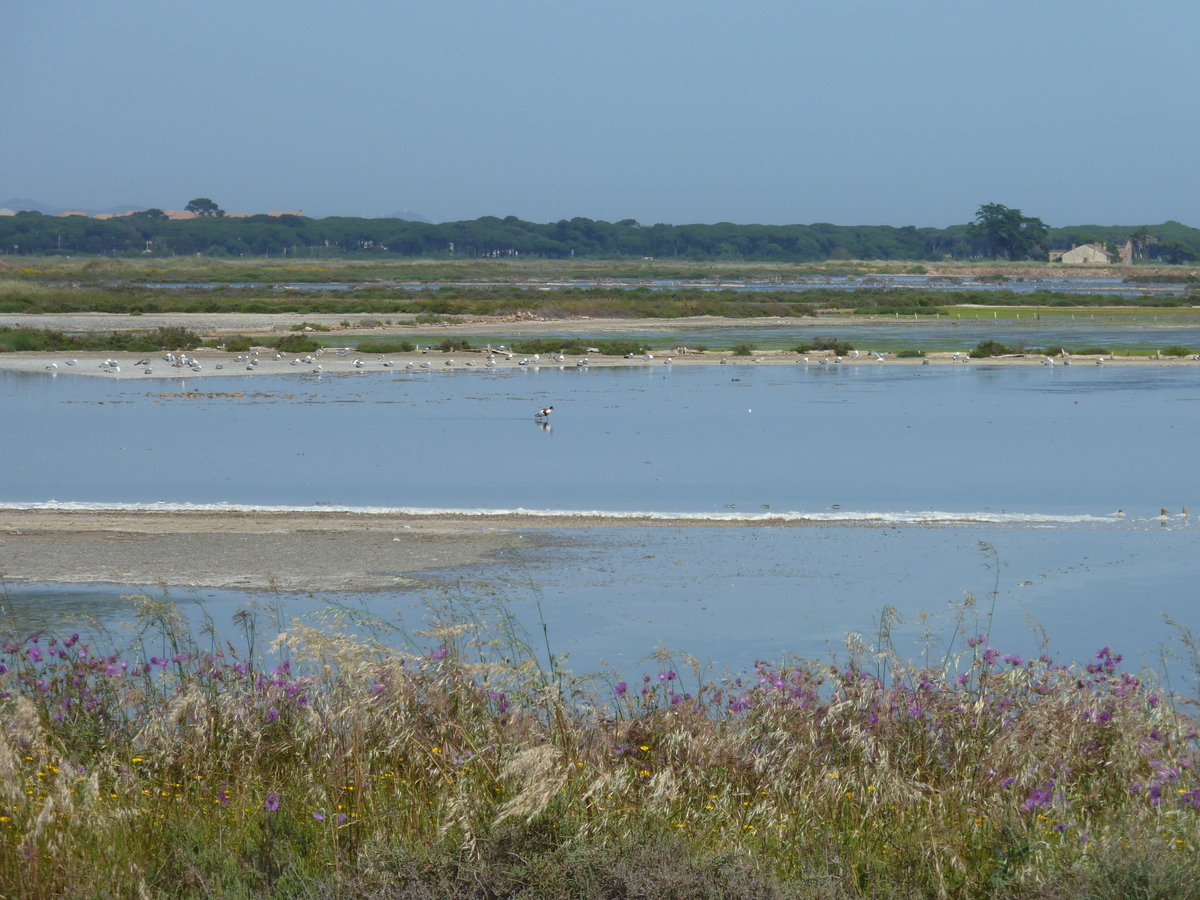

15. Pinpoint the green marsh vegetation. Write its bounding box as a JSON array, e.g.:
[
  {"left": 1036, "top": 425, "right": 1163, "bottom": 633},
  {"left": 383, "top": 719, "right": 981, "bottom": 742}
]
[
  {"left": 1, "top": 581, "right": 1198, "bottom": 900},
  {"left": 0, "top": 325, "right": 202, "bottom": 354},
  {"left": 793, "top": 337, "right": 855, "bottom": 356},
  {"left": 3, "top": 273, "right": 1199, "bottom": 324},
  {"left": 354, "top": 338, "right": 418, "bottom": 355}
]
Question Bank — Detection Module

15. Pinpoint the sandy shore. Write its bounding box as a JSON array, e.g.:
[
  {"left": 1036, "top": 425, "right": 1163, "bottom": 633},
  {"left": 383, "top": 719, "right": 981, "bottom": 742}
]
[
  {"left": 0, "top": 508, "right": 847, "bottom": 592},
  {"left": 0, "top": 509, "right": 547, "bottom": 592},
  {"left": 2, "top": 346, "right": 1197, "bottom": 379}
]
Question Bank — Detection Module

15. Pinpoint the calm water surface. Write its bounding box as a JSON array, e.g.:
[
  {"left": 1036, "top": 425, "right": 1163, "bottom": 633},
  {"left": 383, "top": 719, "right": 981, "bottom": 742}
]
[
  {"left": 4, "top": 520, "right": 1196, "bottom": 676},
  {"left": 2, "top": 365, "right": 1198, "bottom": 518},
  {"left": 3, "top": 365, "right": 1198, "bottom": 672}
]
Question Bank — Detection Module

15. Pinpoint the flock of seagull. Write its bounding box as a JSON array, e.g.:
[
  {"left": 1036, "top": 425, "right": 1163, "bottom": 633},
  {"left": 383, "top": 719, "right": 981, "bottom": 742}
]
[{"left": 41, "top": 343, "right": 1200, "bottom": 378}]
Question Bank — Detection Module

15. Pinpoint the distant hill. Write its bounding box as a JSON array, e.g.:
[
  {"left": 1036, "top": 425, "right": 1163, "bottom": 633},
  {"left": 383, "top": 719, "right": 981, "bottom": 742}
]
[{"left": 0, "top": 198, "right": 148, "bottom": 216}]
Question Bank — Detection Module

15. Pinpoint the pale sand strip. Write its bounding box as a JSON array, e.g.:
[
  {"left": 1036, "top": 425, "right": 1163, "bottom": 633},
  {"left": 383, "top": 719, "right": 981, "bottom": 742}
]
[
  {"left": 0, "top": 508, "right": 841, "bottom": 592},
  {"left": 2, "top": 348, "right": 1196, "bottom": 380}
]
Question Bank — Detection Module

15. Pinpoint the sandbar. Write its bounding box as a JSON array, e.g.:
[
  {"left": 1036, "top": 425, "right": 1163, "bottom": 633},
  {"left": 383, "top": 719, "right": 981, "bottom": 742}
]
[{"left": 0, "top": 508, "right": 852, "bottom": 592}]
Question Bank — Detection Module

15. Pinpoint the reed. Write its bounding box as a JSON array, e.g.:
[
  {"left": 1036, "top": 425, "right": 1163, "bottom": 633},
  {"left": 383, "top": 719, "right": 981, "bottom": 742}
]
[{"left": 0, "top": 592, "right": 1197, "bottom": 899}]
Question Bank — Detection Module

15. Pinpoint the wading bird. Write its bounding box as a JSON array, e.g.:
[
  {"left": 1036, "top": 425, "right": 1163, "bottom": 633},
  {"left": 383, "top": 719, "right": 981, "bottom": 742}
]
[{"left": 535, "top": 406, "right": 554, "bottom": 419}]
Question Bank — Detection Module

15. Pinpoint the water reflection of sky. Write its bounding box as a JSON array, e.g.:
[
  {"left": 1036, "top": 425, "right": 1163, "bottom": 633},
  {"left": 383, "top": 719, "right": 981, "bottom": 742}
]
[
  {"left": 136, "top": 275, "right": 1194, "bottom": 300},
  {"left": 3, "top": 365, "right": 1198, "bottom": 519},
  {"left": 5, "top": 363, "right": 1198, "bottom": 674},
  {"left": 5, "top": 520, "right": 1196, "bottom": 679}
]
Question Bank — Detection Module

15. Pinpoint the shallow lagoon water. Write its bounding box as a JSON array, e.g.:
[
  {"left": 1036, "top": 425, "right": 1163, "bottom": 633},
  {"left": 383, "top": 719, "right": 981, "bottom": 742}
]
[
  {"left": 2, "top": 365, "right": 1198, "bottom": 518},
  {"left": 3, "top": 364, "right": 1198, "bottom": 673},
  {"left": 138, "top": 274, "right": 1193, "bottom": 299},
  {"left": 5, "top": 520, "right": 1197, "bottom": 677}
]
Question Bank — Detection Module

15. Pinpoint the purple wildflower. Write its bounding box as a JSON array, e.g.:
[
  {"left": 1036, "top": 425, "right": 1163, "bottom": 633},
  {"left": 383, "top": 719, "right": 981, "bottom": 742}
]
[
  {"left": 264, "top": 792, "right": 281, "bottom": 813},
  {"left": 430, "top": 646, "right": 448, "bottom": 662},
  {"left": 336, "top": 813, "right": 347, "bottom": 825},
  {"left": 1021, "top": 780, "right": 1056, "bottom": 811},
  {"left": 266, "top": 708, "right": 279, "bottom": 722},
  {"left": 313, "top": 812, "right": 324, "bottom": 821},
  {"left": 1000, "top": 777, "right": 1015, "bottom": 788},
  {"left": 614, "top": 681, "right": 628, "bottom": 698}
]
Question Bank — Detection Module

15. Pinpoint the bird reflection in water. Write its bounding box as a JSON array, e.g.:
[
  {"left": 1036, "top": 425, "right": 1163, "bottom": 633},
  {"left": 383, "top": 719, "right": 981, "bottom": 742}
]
[{"left": 536, "top": 420, "right": 553, "bottom": 433}]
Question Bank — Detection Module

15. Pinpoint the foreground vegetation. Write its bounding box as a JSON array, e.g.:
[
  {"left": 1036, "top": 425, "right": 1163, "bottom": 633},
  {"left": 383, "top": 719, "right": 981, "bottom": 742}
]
[{"left": 1, "top": 591, "right": 1198, "bottom": 899}]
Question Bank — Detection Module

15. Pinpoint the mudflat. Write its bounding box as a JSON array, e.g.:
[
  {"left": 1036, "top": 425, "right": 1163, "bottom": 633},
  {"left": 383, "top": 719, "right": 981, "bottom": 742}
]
[
  {"left": 0, "top": 509, "right": 539, "bottom": 592},
  {"left": 0, "top": 508, "right": 838, "bottom": 592}
]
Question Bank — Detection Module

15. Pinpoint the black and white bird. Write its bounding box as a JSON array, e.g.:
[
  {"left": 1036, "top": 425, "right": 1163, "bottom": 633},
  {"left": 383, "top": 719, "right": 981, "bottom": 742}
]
[{"left": 535, "top": 406, "right": 554, "bottom": 419}]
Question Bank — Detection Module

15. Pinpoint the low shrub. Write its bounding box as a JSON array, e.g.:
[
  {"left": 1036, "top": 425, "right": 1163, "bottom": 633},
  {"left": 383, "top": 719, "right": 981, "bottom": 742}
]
[
  {"left": 795, "top": 337, "right": 854, "bottom": 356},
  {"left": 221, "top": 335, "right": 253, "bottom": 352},
  {"left": 0, "top": 326, "right": 201, "bottom": 353},
  {"left": 732, "top": 343, "right": 754, "bottom": 356},
  {"left": 1161, "top": 345, "right": 1192, "bottom": 357},
  {"left": 288, "top": 321, "right": 331, "bottom": 332},
  {"left": 271, "top": 334, "right": 323, "bottom": 353},
  {"left": 970, "top": 340, "right": 1014, "bottom": 358},
  {"left": 896, "top": 348, "right": 925, "bottom": 358},
  {"left": 357, "top": 339, "right": 416, "bottom": 354}
]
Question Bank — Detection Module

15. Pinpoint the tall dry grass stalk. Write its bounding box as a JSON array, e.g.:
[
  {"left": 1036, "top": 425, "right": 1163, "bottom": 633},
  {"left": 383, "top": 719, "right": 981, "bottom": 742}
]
[{"left": 0, "top": 593, "right": 1197, "bottom": 898}]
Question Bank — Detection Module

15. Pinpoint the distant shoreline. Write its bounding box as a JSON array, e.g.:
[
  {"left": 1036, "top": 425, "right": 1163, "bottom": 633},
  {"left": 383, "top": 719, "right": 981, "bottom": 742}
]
[{"left": 2, "top": 346, "right": 1198, "bottom": 379}]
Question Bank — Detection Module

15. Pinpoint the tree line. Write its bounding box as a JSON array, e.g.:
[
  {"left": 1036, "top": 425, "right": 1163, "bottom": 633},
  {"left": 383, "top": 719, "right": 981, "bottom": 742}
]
[{"left": 2, "top": 206, "right": 1197, "bottom": 263}]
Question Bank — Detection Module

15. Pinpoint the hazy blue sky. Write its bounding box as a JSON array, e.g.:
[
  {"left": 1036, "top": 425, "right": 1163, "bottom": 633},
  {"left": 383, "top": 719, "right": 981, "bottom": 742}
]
[{"left": 3, "top": 1, "right": 1196, "bottom": 226}]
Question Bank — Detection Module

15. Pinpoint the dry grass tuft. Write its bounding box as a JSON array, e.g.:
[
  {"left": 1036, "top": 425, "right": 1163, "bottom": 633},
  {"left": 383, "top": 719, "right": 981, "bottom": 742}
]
[{"left": 0, "top": 595, "right": 1197, "bottom": 898}]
